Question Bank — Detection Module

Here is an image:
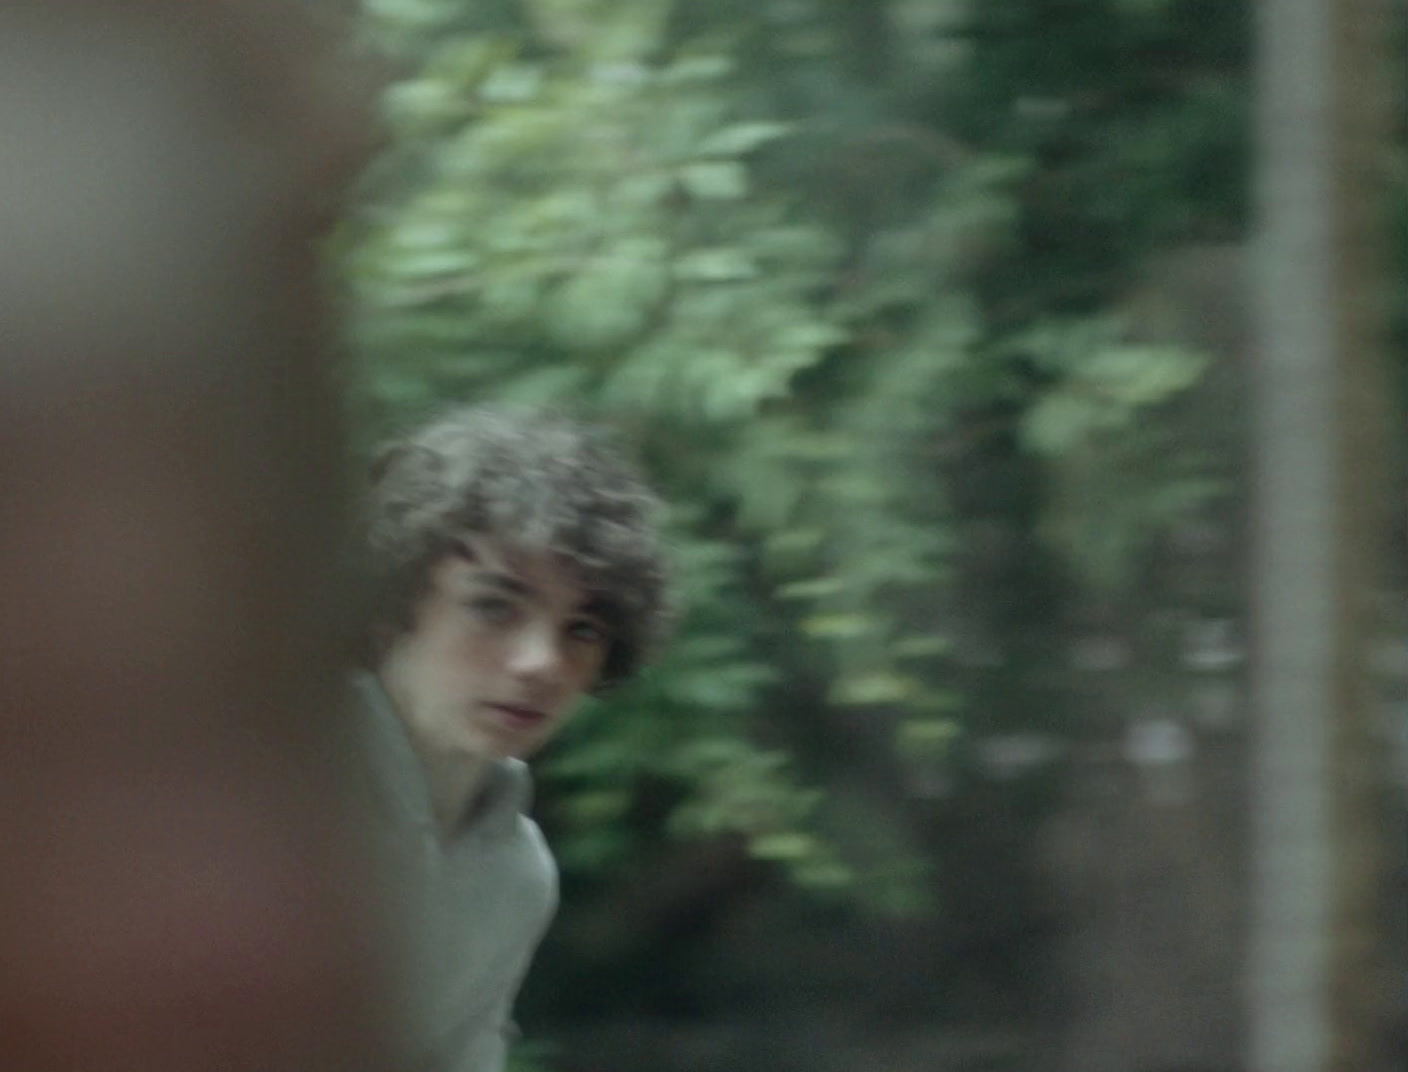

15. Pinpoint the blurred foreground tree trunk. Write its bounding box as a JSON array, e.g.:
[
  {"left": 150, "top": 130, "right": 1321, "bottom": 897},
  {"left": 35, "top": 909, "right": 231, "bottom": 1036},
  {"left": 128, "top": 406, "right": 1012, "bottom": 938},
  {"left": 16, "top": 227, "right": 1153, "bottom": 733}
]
[{"left": 0, "top": 5, "right": 385, "bottom": 1071}]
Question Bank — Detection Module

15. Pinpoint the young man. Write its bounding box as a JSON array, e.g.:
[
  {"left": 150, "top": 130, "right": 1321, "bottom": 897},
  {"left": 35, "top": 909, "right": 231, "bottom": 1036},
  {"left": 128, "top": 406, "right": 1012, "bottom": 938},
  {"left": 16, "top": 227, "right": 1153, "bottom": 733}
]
[{"left": 353, "top": 405, "right": 671, "bottom": 1072}]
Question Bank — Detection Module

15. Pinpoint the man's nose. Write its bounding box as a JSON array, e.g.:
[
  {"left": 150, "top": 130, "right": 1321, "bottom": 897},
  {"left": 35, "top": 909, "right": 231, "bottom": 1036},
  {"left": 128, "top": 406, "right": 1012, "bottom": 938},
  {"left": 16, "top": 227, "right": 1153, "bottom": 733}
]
[{"left": 507, "top": 622, "right": 563, "bottom": 681}]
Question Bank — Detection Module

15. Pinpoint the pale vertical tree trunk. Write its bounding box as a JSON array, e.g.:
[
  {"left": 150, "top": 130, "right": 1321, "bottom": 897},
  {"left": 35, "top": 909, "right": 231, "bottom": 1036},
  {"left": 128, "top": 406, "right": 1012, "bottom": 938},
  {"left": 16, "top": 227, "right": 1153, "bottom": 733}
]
[{"left": 1248, "top": 1, "right": 1393, "bottom": 1070}]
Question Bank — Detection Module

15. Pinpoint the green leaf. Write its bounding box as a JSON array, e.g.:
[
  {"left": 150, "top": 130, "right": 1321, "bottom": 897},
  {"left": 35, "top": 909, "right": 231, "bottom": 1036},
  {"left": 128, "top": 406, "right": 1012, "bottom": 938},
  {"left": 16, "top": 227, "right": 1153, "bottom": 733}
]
[
  {"left": 563, "top": 790, "right": 631, "bottom": 825},
  {"left": 1021, "top": 392, "right": 1099, "bottom": 454},
  {"left": 365, "top": 0, "right": 464, "bottom": 34},
  {"left": 479, "top": 64, "right": 544, "bottom": 103},
  {"left": 895, "top": 717, "right": 961, "bottom": 760},
  {"left": 612, "top": 171, "right": 675, "bottom": 210},
  {"left": 490, "top": 365, "right": 592, "bottom": 405},
  {"left": 774, "top": 321, "right": 849, "bottom": 351},
  {"left": 764, "top": 529, "right": 826, "bottom": 555},
  {"left": 382, "top": 79, "right": 469, "bottom": 136},
  {"left": 674, "top": 247, "right": 757, "bottom": 282},
  {"left": 546, "top": 238, "right": 670, "bottom": 350},
  {"left": 892, "top": 634, "right": 953, "bottom": 659},
  {"left": 697, "top": 122, "right": 793, "bottom": 157},
  {"left": 792, "top": 857, "right": 857, "bottom": 890},
  {"left": 679, "top": 162, "right": 748, "bottom": 200},
  {"left": 1084, "top": 344, "right": 1208, "bottom": 406},
  {"left": 555, "top": 828, "right": 632, "bottom": 871},
  {"left": 777, "top": 577, "right": 847, "bottom": 601},
  {"left": 660, "top": 55, "right": 735, "bottom": 83},
  {"left": 749, "top": 833, "right": 820, "bottom": 861},
  {"left": 802, "top": 613, "right": 881, "bottom": 639},
  {"left": 523, "top": 0, "right": 672, "bottom": 62}
]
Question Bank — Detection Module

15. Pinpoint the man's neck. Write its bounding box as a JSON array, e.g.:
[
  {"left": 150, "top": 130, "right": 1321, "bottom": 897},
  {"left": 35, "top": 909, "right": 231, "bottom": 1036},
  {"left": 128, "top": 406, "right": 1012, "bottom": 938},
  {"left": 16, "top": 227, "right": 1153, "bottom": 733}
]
[
  {"left": 373, "top": 666, "right": 495, "bottom": 838},
  {"left": 416, "top": 745, "right": 492, "bottom": 838}
]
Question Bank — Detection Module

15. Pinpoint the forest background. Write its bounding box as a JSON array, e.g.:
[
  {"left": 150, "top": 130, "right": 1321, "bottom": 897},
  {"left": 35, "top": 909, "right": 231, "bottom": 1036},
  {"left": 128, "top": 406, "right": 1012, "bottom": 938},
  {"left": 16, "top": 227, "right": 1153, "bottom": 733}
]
[{"left": 338, "top": 2, "right": 1407, "bottom": 1069}]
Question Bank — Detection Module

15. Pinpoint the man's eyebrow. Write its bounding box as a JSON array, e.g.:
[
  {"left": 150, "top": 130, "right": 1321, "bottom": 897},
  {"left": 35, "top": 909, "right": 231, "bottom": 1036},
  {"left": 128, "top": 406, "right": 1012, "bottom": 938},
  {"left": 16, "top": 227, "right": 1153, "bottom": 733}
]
[
  {"left": 450, "top": 539, "right": 533, "bottom": 596},
  {"left": 466, "top": 570, "right": 533, "bottom": 598}
]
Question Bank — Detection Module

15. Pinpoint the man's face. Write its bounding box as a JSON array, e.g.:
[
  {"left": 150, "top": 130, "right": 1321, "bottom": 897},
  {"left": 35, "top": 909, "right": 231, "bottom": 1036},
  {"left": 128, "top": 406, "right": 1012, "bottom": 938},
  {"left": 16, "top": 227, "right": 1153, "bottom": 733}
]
[{"left": 380, "top": 536, "right": 613, "bottom": 763}]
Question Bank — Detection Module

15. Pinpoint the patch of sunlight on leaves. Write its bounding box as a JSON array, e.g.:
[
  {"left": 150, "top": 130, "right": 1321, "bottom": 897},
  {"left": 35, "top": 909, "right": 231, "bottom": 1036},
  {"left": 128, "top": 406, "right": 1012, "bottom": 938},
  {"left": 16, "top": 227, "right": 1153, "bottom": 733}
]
[
  {"left": 802, "top": 613, "right": 882, "bottom": 639},
  {"left": 749, "top": 832, "right": 820, "bottom": 862},
  {"left": 1083, "top": 343, "right": 1207, "bottom": 407},
  {"left": 829, "top": 672, "right": 918, "bottom": 706},
  {"left": 896, "top": 717, "right": 961, "bottom": 761},
  {"left": 777, "top": 576, "right": 848, "bottom": 601}
]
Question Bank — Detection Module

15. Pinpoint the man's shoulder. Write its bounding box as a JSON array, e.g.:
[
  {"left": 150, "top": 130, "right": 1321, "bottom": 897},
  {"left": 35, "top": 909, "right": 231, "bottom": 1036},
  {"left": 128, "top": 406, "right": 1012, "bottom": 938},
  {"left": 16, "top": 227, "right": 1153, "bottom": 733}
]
[
  {"left": 344, "top": 670, "right": 435, "bottom": 829},
  {"left": 473, "top": 761, "right": 553, "bottom": 859},
  {"left": 460, "top": 762, "right": 559, "bottom": 915}
]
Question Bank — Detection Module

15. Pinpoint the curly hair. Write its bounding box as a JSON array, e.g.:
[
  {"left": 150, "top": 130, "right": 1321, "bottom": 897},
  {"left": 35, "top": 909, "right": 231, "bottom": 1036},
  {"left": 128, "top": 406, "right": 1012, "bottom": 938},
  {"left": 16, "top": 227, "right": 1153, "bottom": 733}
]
[{"left": 360, "top": 405, "right": 672, "bottom": 691}]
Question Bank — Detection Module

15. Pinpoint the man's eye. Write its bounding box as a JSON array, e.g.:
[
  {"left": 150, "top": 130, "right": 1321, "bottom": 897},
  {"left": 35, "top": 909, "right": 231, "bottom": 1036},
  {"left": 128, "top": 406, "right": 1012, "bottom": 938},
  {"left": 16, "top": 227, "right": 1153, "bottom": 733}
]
[{"left": 566, "top": 619, "right": 609, "bottom": 646}]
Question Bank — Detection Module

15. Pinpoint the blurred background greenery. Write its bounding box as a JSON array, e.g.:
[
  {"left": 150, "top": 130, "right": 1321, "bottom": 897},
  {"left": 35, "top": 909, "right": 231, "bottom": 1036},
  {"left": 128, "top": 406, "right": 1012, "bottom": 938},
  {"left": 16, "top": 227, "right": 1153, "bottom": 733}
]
[{"left": 336, "top": 2, "right": 1405, "bottom": 1069}]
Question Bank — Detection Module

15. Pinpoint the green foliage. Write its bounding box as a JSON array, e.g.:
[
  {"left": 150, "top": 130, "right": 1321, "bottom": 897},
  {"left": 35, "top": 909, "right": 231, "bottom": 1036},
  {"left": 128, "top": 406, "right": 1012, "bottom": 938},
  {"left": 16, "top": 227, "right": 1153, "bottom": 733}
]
[
  {"left": 343, "top": 0, "right": 1249, "bottom": 1043},
  {"left": 508, "top": 1038, "right": 560, "bottom": 1072},
  {"left": 1015, "top": 318, "right": 1220, "bottom": 591},
  {"left": 348, "top": 0, "right": 988, "bottom": 905}
]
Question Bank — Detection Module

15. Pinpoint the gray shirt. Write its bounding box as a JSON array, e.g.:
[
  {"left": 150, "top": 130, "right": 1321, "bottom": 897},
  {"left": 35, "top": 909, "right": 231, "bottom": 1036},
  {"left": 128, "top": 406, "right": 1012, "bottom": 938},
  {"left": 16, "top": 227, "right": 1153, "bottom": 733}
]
[{"left": 351, "top": 673, "right": 558, "bottom": 1072}]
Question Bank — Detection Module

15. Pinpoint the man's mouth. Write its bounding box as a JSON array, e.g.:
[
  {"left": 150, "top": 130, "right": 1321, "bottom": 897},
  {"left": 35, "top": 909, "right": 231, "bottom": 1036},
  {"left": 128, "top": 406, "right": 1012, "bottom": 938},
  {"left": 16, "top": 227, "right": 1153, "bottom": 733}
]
[{"left": 485, "top": 703, "right": 549, "bottom": 732}]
